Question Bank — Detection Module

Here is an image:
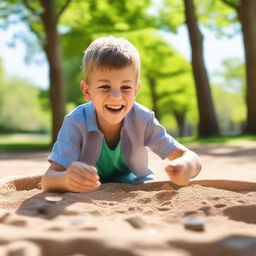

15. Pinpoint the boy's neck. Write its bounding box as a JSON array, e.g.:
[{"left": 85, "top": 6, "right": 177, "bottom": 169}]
[{"left": 98, "top": 120, "right": 123, "bottom": 149}]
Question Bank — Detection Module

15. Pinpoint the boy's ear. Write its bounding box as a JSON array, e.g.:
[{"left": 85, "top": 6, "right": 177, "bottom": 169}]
[
  {"left": 135, "top": 81, "right": 141, "bottom": 96},
  {"left": 80, "top": 80, "right": 91, "bottom": 101}
]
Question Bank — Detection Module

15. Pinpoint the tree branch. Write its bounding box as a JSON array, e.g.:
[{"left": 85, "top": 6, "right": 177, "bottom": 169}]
[
  {"left": 21, "top": 0, "right": 43, "bottom": 47},
  {"left": 29, "top": 25, "right": 44, "bottom": 47},
  {"left": 222, "top": 0, "right": 239, "bottom": 9},
  {"left": 157, "top": 69, "right": 190, "bottom": 78},
  {"left": 22, "top": 0, "right": 37, "bottom": 15},
  {"left": 57, "top": 0, "right": 72, "bottom": 20}
]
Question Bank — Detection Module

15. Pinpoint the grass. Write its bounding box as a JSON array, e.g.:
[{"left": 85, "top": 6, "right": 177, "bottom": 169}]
[
  {"left": 0, "top": 133, "right": 256, "bottom": 152},
  {"left": 0, "top": 133, "right": 51, "bottom": 152},
  {"left": 178, "top": 134, "right": 256, "bottom": 146}
]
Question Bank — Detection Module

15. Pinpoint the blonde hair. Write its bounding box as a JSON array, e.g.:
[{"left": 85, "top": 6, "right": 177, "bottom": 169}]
[{"left": 82, "top": 36, "right": 141, "bottom": 83}]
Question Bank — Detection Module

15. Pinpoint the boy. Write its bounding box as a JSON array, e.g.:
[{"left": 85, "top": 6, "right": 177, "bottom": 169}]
[{"left": 41, "top": 36, "right": 201, "bottom": 192}]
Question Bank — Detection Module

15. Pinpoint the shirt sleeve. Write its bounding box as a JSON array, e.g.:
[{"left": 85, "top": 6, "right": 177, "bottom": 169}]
[
  {"left": 144, "top": 112, "right": 178, "bottom": 159},
  {"left": 48, "top": 116, "right": 83, "bottom": 168}
]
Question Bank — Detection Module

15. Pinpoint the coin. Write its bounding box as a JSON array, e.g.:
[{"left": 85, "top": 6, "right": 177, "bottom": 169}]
[{"left": 44, "top": 195, "right": 63, "bottom": 203}]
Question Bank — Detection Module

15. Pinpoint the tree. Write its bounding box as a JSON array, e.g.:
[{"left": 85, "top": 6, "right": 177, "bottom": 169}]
[
  {"left": 159, "top": 0, "right": 220, "bottom": 136},
  {"left": 128, "top": 31, "right": 189, "bottom": 119},
  {"left": 222, "top": 0, "right": 256, "bottom": 134},
  {"left": 183, "top": 0, "right": 220, "bottom": 136},
  {"left": 1, "top": 0, "right": 71, "bottom": 144},
  {"left": 128, "top": 30, "right": 196, "bottom": 136}
]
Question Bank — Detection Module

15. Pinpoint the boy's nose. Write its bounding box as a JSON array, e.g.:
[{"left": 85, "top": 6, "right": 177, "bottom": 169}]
[{"left": 110, "top": 89, "right": 121, "bottom": 98}]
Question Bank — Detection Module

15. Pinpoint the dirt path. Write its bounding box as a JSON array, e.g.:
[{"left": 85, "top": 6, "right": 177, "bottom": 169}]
[{"left": 0, "top": 141, "right": 255, "bottom": 182}]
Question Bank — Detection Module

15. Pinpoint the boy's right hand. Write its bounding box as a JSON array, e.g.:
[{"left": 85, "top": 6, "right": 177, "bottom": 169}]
[{"left": 64, "top": 161, "right": 101, "bottom": 192}]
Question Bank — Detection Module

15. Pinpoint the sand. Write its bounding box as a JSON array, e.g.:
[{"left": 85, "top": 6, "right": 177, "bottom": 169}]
[{"left": 0, "top": 141, "right": 256, "bottom": 255}]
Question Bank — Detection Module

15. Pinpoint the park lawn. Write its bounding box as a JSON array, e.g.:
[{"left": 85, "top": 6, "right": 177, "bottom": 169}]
[
  {"left": 177, "top": 134, "right": 256, "bottom": 145},
  {"left": 0, "top": 133, "right": 51, "bottom": 152},
  {"left": 0, "top": 133, "right": 255, "bottom": 152}
]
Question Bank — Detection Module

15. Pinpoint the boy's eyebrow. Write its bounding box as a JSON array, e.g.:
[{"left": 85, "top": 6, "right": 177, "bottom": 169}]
[
  {"left": 97, "top": 79, "right": 133, "bottom": 83},
  {"left": 97, "top": 79, "right": 110, "bottom": 83}
]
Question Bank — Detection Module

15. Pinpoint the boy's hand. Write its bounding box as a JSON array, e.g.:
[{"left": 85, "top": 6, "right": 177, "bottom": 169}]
[
  {"left": 165, "top": 160, "right": 190, "bottom": 186},
  {"left": 64, "top": 161, "right": 101, "bottom": 192},
  {"left": 165, "top": 146, "right": 201, "bottom": 186}
]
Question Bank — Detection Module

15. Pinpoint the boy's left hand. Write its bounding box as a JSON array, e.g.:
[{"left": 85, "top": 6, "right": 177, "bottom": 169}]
[{"left": 165, "top": 161, "right": 190, "bottom": 186}]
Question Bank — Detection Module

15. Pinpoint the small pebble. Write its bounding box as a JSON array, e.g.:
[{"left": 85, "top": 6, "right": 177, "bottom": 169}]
[
  {"left": 125, "top": 216, "right": 158, "bottom": 234},
  {"left": 69, "top": 218, "right": 85, "bottom": 226},
  {"left": 183, "top": 217, "right": 205, "bottom": 231},
  {"left": 125, "top": 216, "right": 147, "bottom": 229},
  {"left": 45, "top": 195, "right": 63, "bottom": 203}
]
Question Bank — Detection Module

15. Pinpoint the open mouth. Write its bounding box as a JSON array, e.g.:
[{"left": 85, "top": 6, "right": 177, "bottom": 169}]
[{"left": 105, "top": 104, "right": 124, "bottom": 113}]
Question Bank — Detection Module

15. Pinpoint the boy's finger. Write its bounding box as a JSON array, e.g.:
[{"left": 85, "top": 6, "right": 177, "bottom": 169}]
[
  {"left": 70, "top": 172, "right": 99, "bottom": 186},
  {"left": 70, "top": 176, "right": 101, "bottom": 188},
  {"left": 87, "top": 165, "right": 98, "bottom": 174},
  {"left": 165, "top": 165, "right": 178, "bottom": 177},
  {"left": 75, "top": 162, "right": 99, "bottom": 176},
  {"left": 74, "top": 168, "right": 100, "bottom": 182},
  {"left": 71, "top": 163, "right": 99, "bottom": 179}
]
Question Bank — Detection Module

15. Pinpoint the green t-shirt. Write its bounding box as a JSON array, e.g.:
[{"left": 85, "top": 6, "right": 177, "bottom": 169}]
[{"left": 95, "top": 139, "right": 130, "bottom": 178}]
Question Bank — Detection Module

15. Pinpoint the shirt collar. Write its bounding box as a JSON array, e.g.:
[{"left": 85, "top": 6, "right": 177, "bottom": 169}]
[
  {"left": 85, "top": 101, "right": 100, "bottom": 132},
  {"left": 85, "top": 101, "right": 135, "bottom": 135},
  {"left": 121, "top": 104, "right": 135, "bottom": 138}
]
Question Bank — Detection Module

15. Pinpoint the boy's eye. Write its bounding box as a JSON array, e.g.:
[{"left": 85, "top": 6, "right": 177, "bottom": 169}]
[
  {"left": 121, "top": 85, "right": 132, "bottom": 90},
  {"left": 98, "top": 85, "right": 110, "bottom": 89}
]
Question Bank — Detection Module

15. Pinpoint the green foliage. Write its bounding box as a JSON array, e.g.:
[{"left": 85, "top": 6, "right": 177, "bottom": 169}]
[
  {"left": 158, "top": 0, "right": 185, "bottom": 32},
  {"left": 222, "top": 0, "right": 241, "bottom": 8},
  {"left": 60, "top": 0, "right": 157, "bottom": 105},
  {"left": 0, "top": 133, "right": 50, "bottom": 152},
  {"left": 159, "top": 0, "right": 239, "bottom": 37},
  {"left": 214, "top": 57, "right": 245, "bottom": 93},
  {"left": 212, "top": 85, "right": 245, "bottom": 131},
  {"left": 0, "top": 1, "right": 42, "bottom": 54},
  {"left": 126, "top": 29, "right": 197, "bottom": 130},
  {"left": 0, "top": 0, "right": 74, "bottom": 41},
  {"left": 0, "top": 78, "right": 50, "bottom": 133},
  {"left": 59, "top": 0, "right": 155, "bottom": 59},
  {"left": 60, "top": 0, "right": 155, "bottom": 34},
  {"left": 0, "top": 59, "right": 4, "bottom": 113},
  {"left": 198, "top": 0, "right": 239, "bottom": 37},
  {"left": 212, "top": 57, "right": 246, "bottom": 134},
  {"left": 63, "top": 56, "right": 84, "bottom": 105}
]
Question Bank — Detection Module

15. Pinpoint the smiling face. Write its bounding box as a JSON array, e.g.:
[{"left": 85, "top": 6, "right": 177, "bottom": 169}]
[{"left": 80, "top": 65, "right": 140, "bottom": 133}]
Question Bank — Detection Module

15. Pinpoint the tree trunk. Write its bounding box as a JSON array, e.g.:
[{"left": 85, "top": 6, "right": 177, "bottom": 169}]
[
  {"left": 40, "top": 0, "right": 65, "bottom": 145},
  {"left": 147, "top": 76, "right": 160, "bottom": 120},
  {"left": 174, "top": 110, "right": 186, "bottom": 137},
  {"left": 237, "top": 0, "right": 256, "bottom": 134},
  {"left": 183, "top": 0, "right": 220, "bottom": 137}
]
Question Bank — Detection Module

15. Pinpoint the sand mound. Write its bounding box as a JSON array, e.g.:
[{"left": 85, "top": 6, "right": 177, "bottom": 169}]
[{"left": 0, "top": 175, "right": 256, "bottom": 256}]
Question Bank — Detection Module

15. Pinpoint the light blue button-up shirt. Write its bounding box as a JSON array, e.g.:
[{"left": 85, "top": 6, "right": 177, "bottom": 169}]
[{"left": 48, "top": 101, "right": 178, "bottom": 178}]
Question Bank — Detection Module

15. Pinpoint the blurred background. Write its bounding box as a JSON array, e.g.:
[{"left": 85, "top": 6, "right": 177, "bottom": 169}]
[{"left": 0, "top": 0, "right": 256, "bottom": 150}]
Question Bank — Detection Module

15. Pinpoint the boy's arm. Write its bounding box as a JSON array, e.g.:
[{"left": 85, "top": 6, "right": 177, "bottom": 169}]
[
  {"left": 41, "top": 161, "right": 101, "bottom": 192},
  {"left": 165, "top": 143, "right": 202, "bottom": 186}
]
